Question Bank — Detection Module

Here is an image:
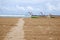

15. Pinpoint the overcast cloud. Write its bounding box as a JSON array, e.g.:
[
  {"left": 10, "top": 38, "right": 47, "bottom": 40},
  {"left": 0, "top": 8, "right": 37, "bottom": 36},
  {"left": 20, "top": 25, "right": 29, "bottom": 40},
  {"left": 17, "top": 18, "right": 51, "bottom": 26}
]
[{"left": 0, "top": 0, "right": 60, "bottom": 15}]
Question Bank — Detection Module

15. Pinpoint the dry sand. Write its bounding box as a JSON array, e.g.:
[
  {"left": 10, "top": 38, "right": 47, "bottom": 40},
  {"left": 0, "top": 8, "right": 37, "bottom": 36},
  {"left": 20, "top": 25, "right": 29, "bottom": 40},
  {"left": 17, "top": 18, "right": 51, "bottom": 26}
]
[
  {"left": 4, "top": 18, "right": 25, "bottom": 40},
  {"left": 0, "top": 18, "right": 25, "bottom": 40},
  {"left": 0, "top": 17, "right": 60, "bottom": 40},
  {"left": 24, "top": 17, "right": 60, "bottom": 40}
]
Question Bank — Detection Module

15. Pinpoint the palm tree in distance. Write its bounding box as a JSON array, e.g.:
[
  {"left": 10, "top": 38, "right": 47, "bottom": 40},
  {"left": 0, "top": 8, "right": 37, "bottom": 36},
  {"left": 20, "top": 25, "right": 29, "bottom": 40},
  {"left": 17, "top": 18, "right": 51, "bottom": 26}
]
[
  {"left": 48, "top": 13, "right": 52, "bottom": 18},
  {"left": 48, "top": 13, "right": 55, "bottom": 18},
  {"left": 40, "top": 12, "right": 44, "bottom": 16},
  {"left": 28, "top": 11, "right": 33, "bottom": 16}
]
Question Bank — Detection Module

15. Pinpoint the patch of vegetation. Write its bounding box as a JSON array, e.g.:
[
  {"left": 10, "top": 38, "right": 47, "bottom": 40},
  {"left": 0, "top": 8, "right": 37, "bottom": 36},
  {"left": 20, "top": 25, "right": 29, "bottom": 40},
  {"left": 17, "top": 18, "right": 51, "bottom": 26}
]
[
  {"left": 51, "top": 17, "right": 55, "bottom": 18},
  {"left": 31, "top": 16, "right": 39, "bottom": 18}
]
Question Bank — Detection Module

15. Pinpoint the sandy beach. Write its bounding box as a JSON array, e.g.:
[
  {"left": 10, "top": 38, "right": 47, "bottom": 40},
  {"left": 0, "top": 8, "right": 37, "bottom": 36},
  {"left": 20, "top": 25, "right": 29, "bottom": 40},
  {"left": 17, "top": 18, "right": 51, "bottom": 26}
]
[{"left": 0, "top": 17, "right": 60, "bottom": 40}]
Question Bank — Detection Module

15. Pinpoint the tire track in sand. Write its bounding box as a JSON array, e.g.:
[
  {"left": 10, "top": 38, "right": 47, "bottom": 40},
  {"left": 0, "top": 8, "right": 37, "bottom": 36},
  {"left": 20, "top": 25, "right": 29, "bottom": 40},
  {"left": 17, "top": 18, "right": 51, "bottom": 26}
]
[{"left": 4, "top": 18, "right": 25, "bottom": 40}]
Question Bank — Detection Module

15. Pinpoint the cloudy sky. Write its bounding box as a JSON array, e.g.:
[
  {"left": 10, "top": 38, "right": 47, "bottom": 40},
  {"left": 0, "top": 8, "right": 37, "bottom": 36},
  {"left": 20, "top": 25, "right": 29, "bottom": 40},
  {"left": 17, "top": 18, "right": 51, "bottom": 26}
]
[{"left": 0, "top": 0, "right": 60, "bottom": 15}]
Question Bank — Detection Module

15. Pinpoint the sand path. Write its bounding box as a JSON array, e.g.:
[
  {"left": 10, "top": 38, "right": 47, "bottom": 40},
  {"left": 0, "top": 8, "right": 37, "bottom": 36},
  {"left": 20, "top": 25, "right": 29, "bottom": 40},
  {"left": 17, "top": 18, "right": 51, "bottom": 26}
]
[{"left": 4, "top": 18, "right": 25, "bottom": 40}]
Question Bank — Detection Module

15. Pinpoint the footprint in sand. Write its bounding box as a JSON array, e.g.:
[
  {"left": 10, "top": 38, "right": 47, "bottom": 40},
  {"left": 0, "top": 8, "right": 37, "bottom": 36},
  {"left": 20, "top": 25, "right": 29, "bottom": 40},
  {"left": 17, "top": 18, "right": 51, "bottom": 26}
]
[{"left": 4, "top": 18, "right": 25, "bottom": 40}]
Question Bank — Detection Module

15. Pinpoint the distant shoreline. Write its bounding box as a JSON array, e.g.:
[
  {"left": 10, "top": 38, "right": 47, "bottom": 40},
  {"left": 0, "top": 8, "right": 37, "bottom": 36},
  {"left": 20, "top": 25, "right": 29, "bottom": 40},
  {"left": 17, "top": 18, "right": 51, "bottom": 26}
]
[
  {"left": 0, "top": 15, "right": 60, "bottom": 18},
  {"left": 0, "top": 15, "right": 31, "bottom": 18}
]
